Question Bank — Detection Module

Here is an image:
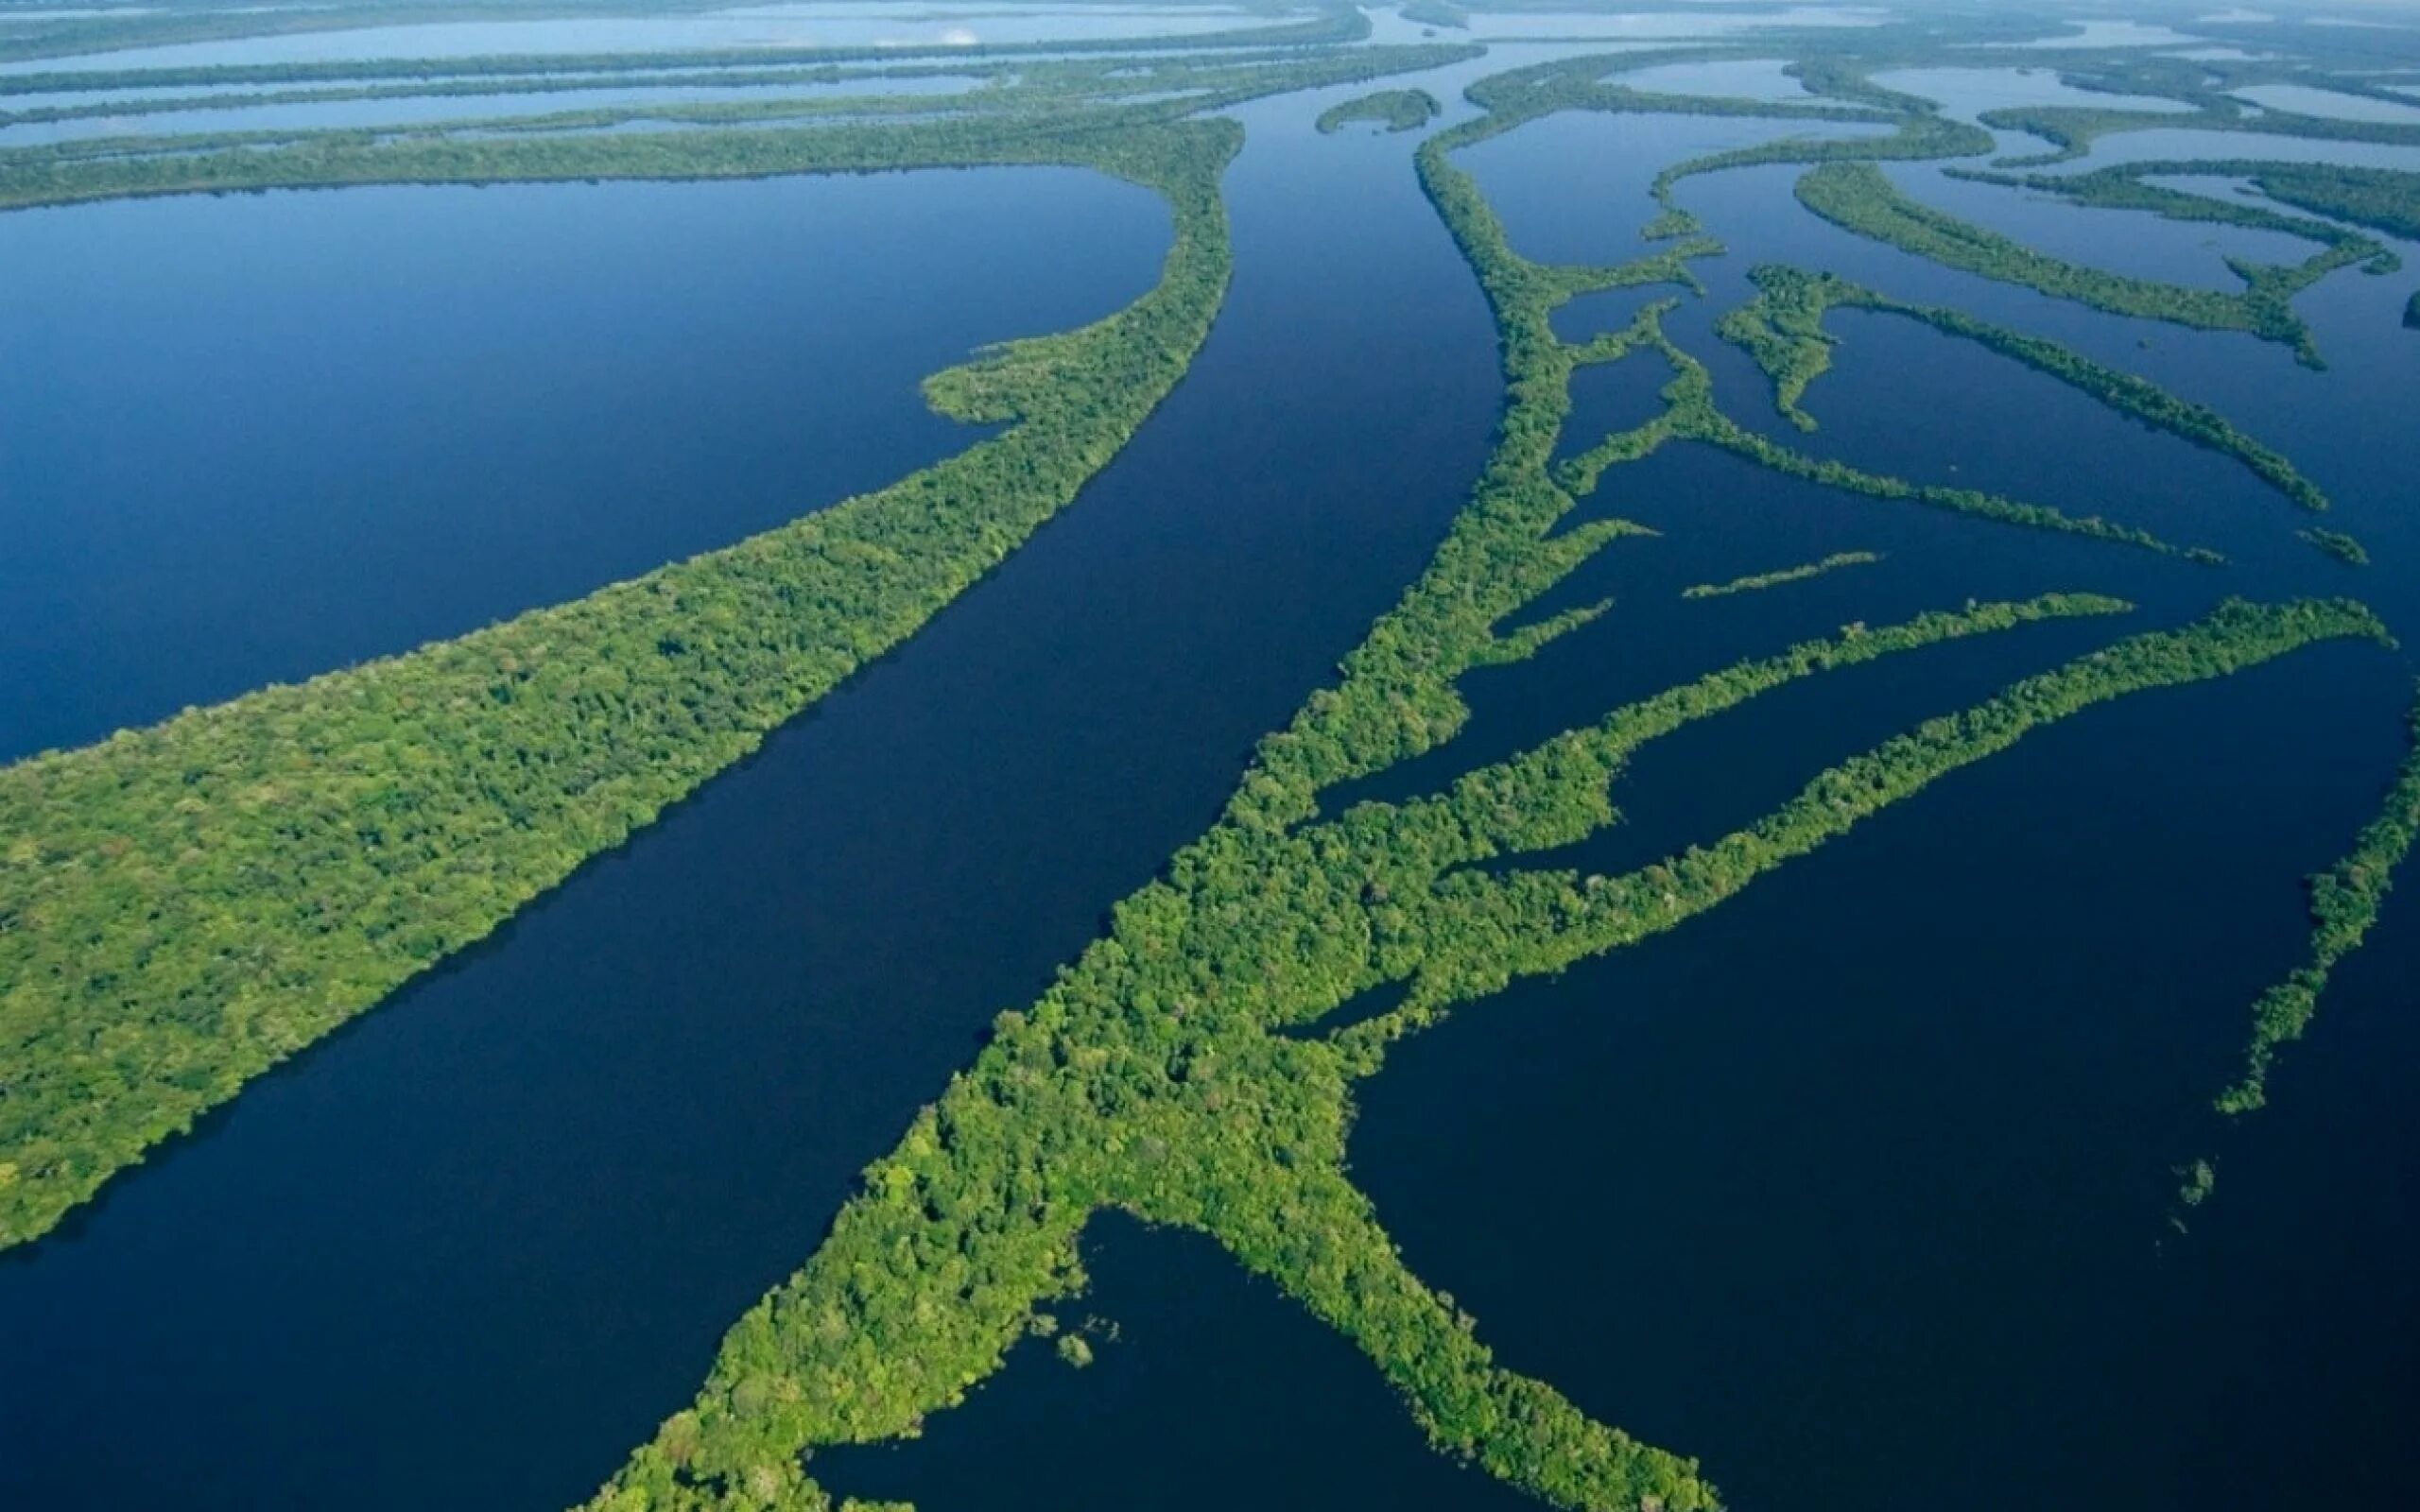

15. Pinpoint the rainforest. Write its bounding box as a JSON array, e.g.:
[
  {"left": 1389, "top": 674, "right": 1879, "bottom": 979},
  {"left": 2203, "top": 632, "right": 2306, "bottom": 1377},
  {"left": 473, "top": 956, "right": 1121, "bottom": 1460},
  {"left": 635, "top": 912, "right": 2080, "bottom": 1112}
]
[{"left": 4, "top": 3, "right": 2420, "bottom": 1511}]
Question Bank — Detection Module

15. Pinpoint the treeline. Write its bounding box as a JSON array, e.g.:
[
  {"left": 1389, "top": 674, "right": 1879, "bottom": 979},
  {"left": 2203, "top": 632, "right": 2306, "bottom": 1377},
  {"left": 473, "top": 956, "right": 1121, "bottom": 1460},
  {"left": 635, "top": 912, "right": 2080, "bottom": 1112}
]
[
  {"left": 1951, "top": 160, "right": 2396, "bottom": 277},
  {"left": 1316, "top": 88, "right": 1442, "bottom": 135},
  {"left": 0, "top": 44, "right": 1484, "bottom": 210},
  {"left": 582, "top": 588, "right": 2388, "bottom": 1512},
  {"left": 1647, "top": 112, "right": 1993, "bottom": 241},
  {"left": 2213, "top": 687, "right": 2420, "bottom": 1117},
  {"left": 529, "top": 45, "right": 2417, "bottom": 1512},
  {"left": 1720, "top": 264, "right": 2339, "bottom": 525},
  {"left": 0, "top": 43, "right": 1478, "bottom": 136},
  {"left": 1551, "top": 311, "right": 2214, "bottom": 563},
  {"left": 1414, "top": 46, "right": 1962, "bottom": 245},
  {"left": 0, "top": 26, "right": 1486, "bottom": 1252},
  {"left": 0, "top": 5, "right": 1373, "bottom": 94},
  {"left": 1794, "top": 161, "right": 2347, "bottom": 366},
  {"left": 0, "top": 117, "right": 1242, "bottom": 1251},
  {"left": 1979, "top": 92, "right": 2420, "bottom": 169},
  {"left": 2302, "top": 528, "right": 2372, "bottom": 567},
  {"left": 0, "top": 60, "right": 994, "bottom": 131},
  {"left": 578, "top": 123, "right": 2394, "bottom": 1505},
  {"left": 1682, "top": 551, "right": 1882, "bottom": 599},
  {"left": 2173, "top": 684, "right": 2420, "bottom": 1216},
  {"left": 2160, "top": 159, "right": 2420, "bottom": 244}
]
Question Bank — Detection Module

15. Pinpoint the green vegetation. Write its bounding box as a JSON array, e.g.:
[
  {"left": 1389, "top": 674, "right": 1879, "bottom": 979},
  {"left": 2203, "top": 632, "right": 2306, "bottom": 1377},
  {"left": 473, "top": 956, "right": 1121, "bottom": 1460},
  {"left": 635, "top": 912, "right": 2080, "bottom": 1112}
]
[
  {"left": 1646, "top": 112, "right": 1994, "bottom": 242},
  {"left": 0, "top": 26, "right": 1489, "bottom": 1251},
  {"left": 2174, "top": 1158, "right": 2218, "bottom": 1211},
  {"left": 0, "top": 116, "right": 1242, "bottom": 1252},
  {"left": 0, "top": 4, "right": 1374, "bottom": 81},
  {"left": 10, "top": 23, "right": 2420, "bottom": 1503},
  {"left": 2175, "top": 689, "right": 2420, "bottom": 1218},
  {"left": 0, "top": 42, "right": 1477, "bottom": 139},
  {"left": 1555, "top": 311, "right": 2217, "bottom": 563},
  {"left": 1401, "top": 0, "right": 1470, "bottom": 30},
  {"left": 1947, "top": 153, "right": 2411, "bottom": 358},
  {"left": 1394, "top": 48, "right": 1994, "bottom": 245},
  {"left": 1387, "top": 86, "right": 2205, "bottom": 565},
  {"left": 1683, "top": 551, "right": 1882, "bottom": 599},
  {"left": 1957, "top": 158, "right": 2399, "bottom": 272},
  {"left": 0, "top": 44, "right": 1483, "bottom": 213},
  {"left": 1941, "top": 45, "right": 2420, "bottom": 170},
  {"left": 1718, "top": 265, "right": 2337, "bottom": 527},
  {"left": 1794, "top": 161, "right": 2351, "bottom": 365},
  {"left": 2213, "top": 691, "right": 2420, "bottom": 1119},
  {"left": 0, "top": 60, "right": 983, "bottom": 130},
  {"left": 0, "top": 0, "right": 730, "bottom": 67},
  {"left": 578, "top": 77, "right": 2395, "bottom": 1512},
  {"left": 2302, "top": 528, "right": 2372, "bottom": 568},
  {"left": 1979, "top": 94, "right": 2420, "bottom": 170},
  {"left": 1317, "top": 88, "right": 1442, "bottom": 135},
  {"left": 579, "top": 587, "right": 2380, "bottom": 1512},
  {"left": 2149, "top": 163, "right": 2420, "bottom": 240}
]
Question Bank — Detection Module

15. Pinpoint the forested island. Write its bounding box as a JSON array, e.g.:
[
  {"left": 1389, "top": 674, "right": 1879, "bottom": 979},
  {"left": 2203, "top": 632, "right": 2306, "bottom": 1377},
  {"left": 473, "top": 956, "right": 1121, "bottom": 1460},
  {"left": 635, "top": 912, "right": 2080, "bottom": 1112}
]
[
  {"left": 1683, "top": 552, "right": 1883, "bottom": 599},
  {"left": 1317, "top": 88, "right": 1441, "bottom": 133}
]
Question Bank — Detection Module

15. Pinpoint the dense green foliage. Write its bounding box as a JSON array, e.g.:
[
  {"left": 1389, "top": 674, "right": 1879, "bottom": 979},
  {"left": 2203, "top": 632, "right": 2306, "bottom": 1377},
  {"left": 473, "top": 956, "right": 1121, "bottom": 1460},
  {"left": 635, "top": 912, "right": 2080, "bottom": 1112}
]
[
  {"left": 0, "top": 43, "right": 1481, "bottom": 213},
  {"left": 11, "top": 18, "right": 2420, "bottom": 1504},
  {"left": 0, "top": 4, "right": 1373, "bottom": 82},
  {"left": 2173, "top": 688, "right": 2420, "bottom": 1218},
  {"left": 1553, "top": 311, "right": 2214, "bottom": 562},
  {"left": 1646, "top": 112, "right": 1995, "bottom": 241},
  {"left": 1682, "top": 551, "right": 1882, "bottom": 599},
  {"left": 2301, "top": 528, "right": 2372, "bottom": 568},
  {"left": 0, "top": 28, "right": 1483, "bottom": 1248},
  {"left": 579, "top": 585, "right": 2379, "bottom": 1512},
  {"left": 1794, "top": 161, "right": 2347, "bottom": 364},
  {"left": 0, "top": 60, "right": 981, "bottom": 129},
  {"left": 0, "top": 42, "right": 1481, "bottom": 146},
  {"left": 2213, "top": 691, "right": 2420, "bottom": 1119},
  {"left": 0, "top": 116, "right": 1241, "bottom": 1250},
  {"left": 1718, "top": 264, "right": 2337, "bottom": 526},
  {"left": 1979, "top": 93, "right": 2420, "bottom": 170},
  {"left": 578, "top": 69, "right": 2395, "bottom": 1512},
  {"left": 1956, "top": 158, "right": 2398, "bottom": 274},
  {"left": 1316, "top": 88, "right": 1442, "bottom": 135}
]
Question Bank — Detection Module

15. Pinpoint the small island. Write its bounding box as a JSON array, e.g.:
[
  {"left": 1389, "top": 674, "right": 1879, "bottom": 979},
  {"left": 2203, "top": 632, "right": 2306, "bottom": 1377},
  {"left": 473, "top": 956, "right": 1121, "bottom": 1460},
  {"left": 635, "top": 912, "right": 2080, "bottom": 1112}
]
[{"left": 1317, "top": 88, "right": 1442, "bottom": 134}]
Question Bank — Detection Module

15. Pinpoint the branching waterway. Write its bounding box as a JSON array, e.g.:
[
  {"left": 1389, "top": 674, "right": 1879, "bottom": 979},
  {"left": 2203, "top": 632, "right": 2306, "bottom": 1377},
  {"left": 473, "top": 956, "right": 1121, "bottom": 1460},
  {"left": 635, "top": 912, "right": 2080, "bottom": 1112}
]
[{"left": 4, "top": 7, "right": 2420, "bottom": 1511}]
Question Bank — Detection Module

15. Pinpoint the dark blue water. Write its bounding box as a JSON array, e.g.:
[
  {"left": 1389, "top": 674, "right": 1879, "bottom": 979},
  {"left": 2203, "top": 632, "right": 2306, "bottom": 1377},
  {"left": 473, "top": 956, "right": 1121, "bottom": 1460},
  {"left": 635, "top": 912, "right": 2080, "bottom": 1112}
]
[
  {"left": 1459, "top": 110, "right": 1889, "bottom": 264},
  {"left": 0, "top": 77, "right": 1504, "bottom": 1512},
  {"left": 1554, "top": 348, "right": 1673, "bottom": 464},
  {"left": 0, "top": 166, "right": 1165, "bottom": 762},
  {"left": 1333, "top": 102, "right": 2420, "bottom": 1512},
  {"left": 816, "top": 1212, "right": 1545, "bottom": 1512}
]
